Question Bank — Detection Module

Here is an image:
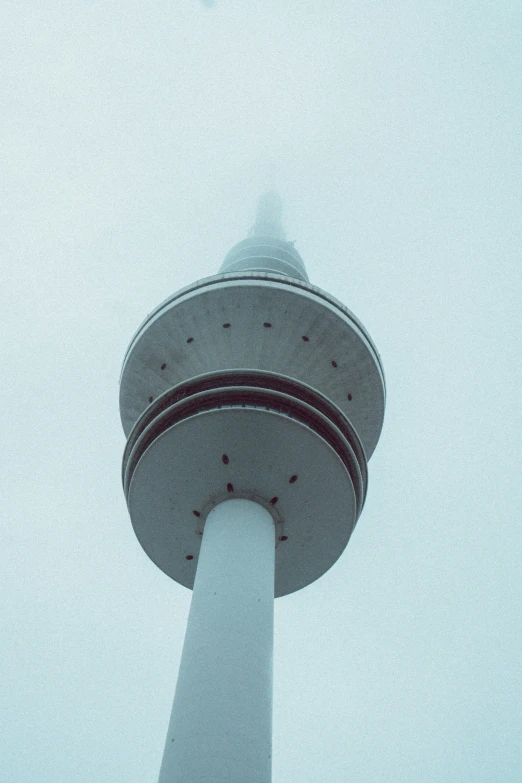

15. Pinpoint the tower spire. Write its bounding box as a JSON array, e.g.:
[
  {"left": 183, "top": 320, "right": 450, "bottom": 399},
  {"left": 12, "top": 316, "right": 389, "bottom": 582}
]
[{"left": 249, "top": 191, "right": 286, "bottom": 240}]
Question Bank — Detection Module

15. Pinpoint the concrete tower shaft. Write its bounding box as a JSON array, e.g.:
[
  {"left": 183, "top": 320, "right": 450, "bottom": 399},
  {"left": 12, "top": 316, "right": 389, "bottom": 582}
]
[{"left": 158, "top": 498, "right": 275, "bottom": 783}]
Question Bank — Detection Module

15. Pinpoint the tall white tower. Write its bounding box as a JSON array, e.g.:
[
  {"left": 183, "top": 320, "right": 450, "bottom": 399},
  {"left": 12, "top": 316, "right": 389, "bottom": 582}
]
[{"left": 119, "top": 195, "right": 385, "bottom": 782}]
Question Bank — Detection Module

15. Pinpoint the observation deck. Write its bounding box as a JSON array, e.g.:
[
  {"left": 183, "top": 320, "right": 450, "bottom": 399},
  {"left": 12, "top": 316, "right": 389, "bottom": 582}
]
[{"left": 120, "top": 196, "right": 385, "bottom": 596}]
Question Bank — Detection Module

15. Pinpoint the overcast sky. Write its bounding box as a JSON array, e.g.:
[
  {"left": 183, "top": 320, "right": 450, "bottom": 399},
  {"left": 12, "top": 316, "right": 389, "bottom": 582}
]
[{"left": 1, "top": 1, "right": 521, "bottom": 781}]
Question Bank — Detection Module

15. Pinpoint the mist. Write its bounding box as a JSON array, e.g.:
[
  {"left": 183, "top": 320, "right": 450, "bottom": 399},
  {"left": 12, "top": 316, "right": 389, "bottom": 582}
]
[{"left": 1, "top": 2, "right": 521, "bottom": 782}]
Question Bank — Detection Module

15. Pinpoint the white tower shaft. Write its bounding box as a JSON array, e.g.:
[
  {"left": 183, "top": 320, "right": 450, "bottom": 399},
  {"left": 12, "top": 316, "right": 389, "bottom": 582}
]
[{"left": 158, "top": 498, "right": 275, "bottom": 783}]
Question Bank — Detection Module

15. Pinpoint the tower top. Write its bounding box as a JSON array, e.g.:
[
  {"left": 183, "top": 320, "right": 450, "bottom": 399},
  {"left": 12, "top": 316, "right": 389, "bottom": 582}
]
[
  {"left": 219, "top": 191, "right": 308, "bottom": 281},
  {"left": 249, "top": 191, "right": 286, "bottom": 240}
]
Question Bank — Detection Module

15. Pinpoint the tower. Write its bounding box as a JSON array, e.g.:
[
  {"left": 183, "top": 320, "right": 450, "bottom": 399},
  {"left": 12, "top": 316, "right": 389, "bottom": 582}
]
[{"left": 119, "top": 194, "right": 385, "bottom": 782}]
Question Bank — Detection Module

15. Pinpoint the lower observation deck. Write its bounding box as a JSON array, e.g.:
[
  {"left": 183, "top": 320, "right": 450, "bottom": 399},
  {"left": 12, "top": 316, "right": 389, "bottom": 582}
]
[{"left": 123, "top": 371, "right": 366, "bottom": 597}]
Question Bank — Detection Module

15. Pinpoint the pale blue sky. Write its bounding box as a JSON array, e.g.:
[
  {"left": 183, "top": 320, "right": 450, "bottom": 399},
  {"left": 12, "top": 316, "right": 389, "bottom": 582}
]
[{"left": 1, "top": 1, "right": 521, "bottom": 781}]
